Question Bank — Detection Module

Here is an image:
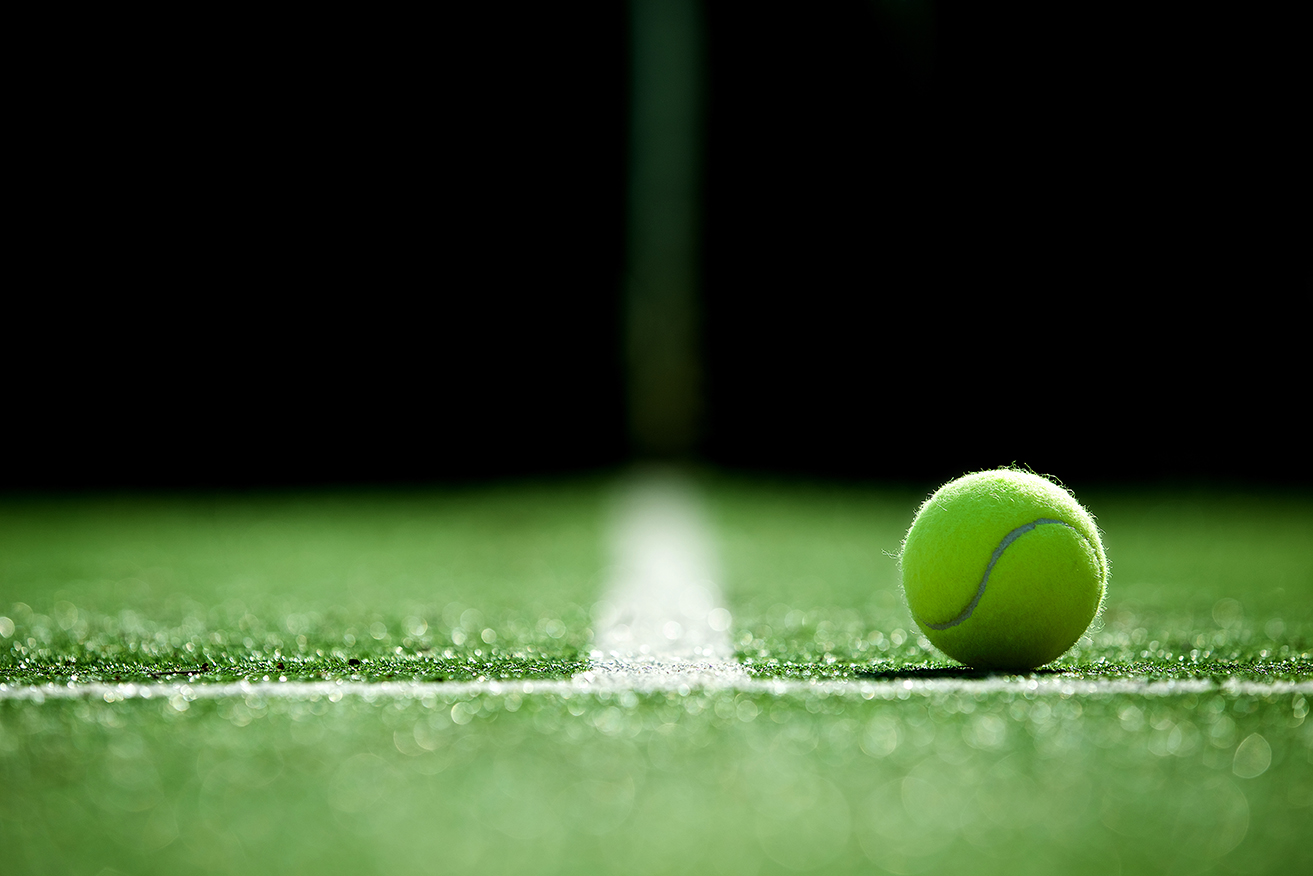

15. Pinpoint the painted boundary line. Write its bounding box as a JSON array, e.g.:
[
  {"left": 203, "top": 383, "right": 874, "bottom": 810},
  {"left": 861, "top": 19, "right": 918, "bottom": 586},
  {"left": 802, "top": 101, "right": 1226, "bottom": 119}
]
[{"left": 2, "top": 674, "right": 1311, "bottom": 704}]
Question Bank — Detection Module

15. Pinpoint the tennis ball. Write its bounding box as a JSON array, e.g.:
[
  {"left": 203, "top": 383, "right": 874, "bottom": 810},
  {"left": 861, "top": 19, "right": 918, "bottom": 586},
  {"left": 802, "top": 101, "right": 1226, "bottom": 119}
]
[{"left": 900, "top": 469, "right": 1107, "bottom": 670}]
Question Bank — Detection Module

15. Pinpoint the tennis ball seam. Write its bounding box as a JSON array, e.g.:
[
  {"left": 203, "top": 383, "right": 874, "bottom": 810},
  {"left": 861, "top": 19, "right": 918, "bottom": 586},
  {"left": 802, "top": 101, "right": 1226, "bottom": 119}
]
[{"left": 917, "top": 518, "right": 1082, "bottom": 631}]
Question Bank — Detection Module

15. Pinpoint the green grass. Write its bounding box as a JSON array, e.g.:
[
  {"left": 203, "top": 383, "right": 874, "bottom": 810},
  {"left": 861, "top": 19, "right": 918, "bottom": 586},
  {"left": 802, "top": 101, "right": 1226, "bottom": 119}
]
[
  {"left": 6, "top": 685, "right": 1309, "bottom": 875},
  {"left": 2, "top": 475, "right": 1312, "bottom": 875},
  {"left": 0, "top": 482, "right": 604, "bottom": 685}
]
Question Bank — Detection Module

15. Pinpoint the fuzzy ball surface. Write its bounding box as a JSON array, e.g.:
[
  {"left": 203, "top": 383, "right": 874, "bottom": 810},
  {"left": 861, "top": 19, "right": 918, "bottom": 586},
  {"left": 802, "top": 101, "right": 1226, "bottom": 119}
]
[{"left": 900, "top": 469, "right": 1107, "bottom": 670}]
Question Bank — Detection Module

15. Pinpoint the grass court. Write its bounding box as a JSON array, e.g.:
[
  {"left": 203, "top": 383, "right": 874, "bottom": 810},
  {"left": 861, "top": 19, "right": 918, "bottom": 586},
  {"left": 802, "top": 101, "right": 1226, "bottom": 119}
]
[{"left": 2, "top": 475, "right": 1309, "bottom": 875}]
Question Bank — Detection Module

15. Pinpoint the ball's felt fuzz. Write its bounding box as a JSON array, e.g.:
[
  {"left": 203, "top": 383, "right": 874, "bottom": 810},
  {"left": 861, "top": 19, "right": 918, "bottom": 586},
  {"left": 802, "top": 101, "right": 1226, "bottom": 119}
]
[{"left": 900, "top": 469, "right": 1107, "bottom": 671}]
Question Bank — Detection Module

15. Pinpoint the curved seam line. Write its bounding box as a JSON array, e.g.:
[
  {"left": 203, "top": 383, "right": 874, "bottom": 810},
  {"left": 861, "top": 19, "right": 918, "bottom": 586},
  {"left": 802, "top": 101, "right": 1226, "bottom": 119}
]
[{"left": 921, "top": 518, "right": 1072, "bottom": 631}]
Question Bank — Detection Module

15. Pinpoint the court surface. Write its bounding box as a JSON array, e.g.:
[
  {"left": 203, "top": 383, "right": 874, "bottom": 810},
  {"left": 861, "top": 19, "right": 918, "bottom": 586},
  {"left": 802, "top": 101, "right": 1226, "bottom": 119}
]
[{"left": 2, "top": 471, "right": 1310, "bottom": 875}]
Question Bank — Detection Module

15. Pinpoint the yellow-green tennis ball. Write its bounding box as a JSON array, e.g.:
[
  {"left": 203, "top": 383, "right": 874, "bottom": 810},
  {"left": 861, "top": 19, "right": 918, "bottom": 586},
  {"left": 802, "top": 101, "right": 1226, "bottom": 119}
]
[{"left": 900, "top": 469, "right": 1107, "bottom": 670}]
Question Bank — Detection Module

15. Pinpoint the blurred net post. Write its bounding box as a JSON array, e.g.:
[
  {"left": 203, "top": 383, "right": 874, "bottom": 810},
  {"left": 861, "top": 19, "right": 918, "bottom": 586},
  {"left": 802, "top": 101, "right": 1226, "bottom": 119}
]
[{"left": 625, "top": 0, "right": 705, "bottom": 461}]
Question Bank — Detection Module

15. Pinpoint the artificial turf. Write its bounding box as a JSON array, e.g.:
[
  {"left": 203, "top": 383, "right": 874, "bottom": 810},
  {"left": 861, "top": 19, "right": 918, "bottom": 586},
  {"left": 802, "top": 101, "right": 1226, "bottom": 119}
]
[{"left": 2, "top": 475, "right": 1311, "bottom": 875}]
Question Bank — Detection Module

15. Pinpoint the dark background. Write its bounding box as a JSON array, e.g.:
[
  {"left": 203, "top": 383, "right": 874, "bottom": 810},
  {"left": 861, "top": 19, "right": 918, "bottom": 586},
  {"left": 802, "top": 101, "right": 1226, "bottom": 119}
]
[{"left": 6, "top": 2, "right": 1307, "bottom": 490}]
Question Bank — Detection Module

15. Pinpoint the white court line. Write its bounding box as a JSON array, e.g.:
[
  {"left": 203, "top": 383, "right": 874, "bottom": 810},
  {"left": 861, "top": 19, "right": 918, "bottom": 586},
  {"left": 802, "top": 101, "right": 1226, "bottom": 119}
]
[
  {"left": 583, "top": 469, "right": 747, "bottom": 684},
  {"left": 2, "top": 676, "right": 1310, "bottom": 703},
  {"left": 2, "top": 470, "right": 1310, "bottom": 703}
]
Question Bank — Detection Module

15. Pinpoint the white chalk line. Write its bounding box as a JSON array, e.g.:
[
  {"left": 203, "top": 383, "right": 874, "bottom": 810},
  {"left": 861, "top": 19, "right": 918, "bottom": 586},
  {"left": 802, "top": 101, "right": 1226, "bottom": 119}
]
[
  {"left": 2, "top": 675, "right": 1310, "bottom": 704},
  {"left": 582, "top": 470, "right": 749, "bottom": 687},
  {"left": 590, "top": 472, "right": 741, "bottom": 657}
]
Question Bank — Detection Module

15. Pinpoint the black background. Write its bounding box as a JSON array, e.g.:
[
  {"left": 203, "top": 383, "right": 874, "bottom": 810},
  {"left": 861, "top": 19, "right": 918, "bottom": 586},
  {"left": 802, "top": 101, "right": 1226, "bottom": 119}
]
[{"left": 6, "top": 2, "right": 1306, "bottom": 490}]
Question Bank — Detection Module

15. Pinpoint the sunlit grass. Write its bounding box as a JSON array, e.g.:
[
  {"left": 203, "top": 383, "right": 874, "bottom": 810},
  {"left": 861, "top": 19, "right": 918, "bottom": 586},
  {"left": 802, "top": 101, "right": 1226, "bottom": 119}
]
[{"left": 2, "top": 476, "right": 1311, "bottom": 875}]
